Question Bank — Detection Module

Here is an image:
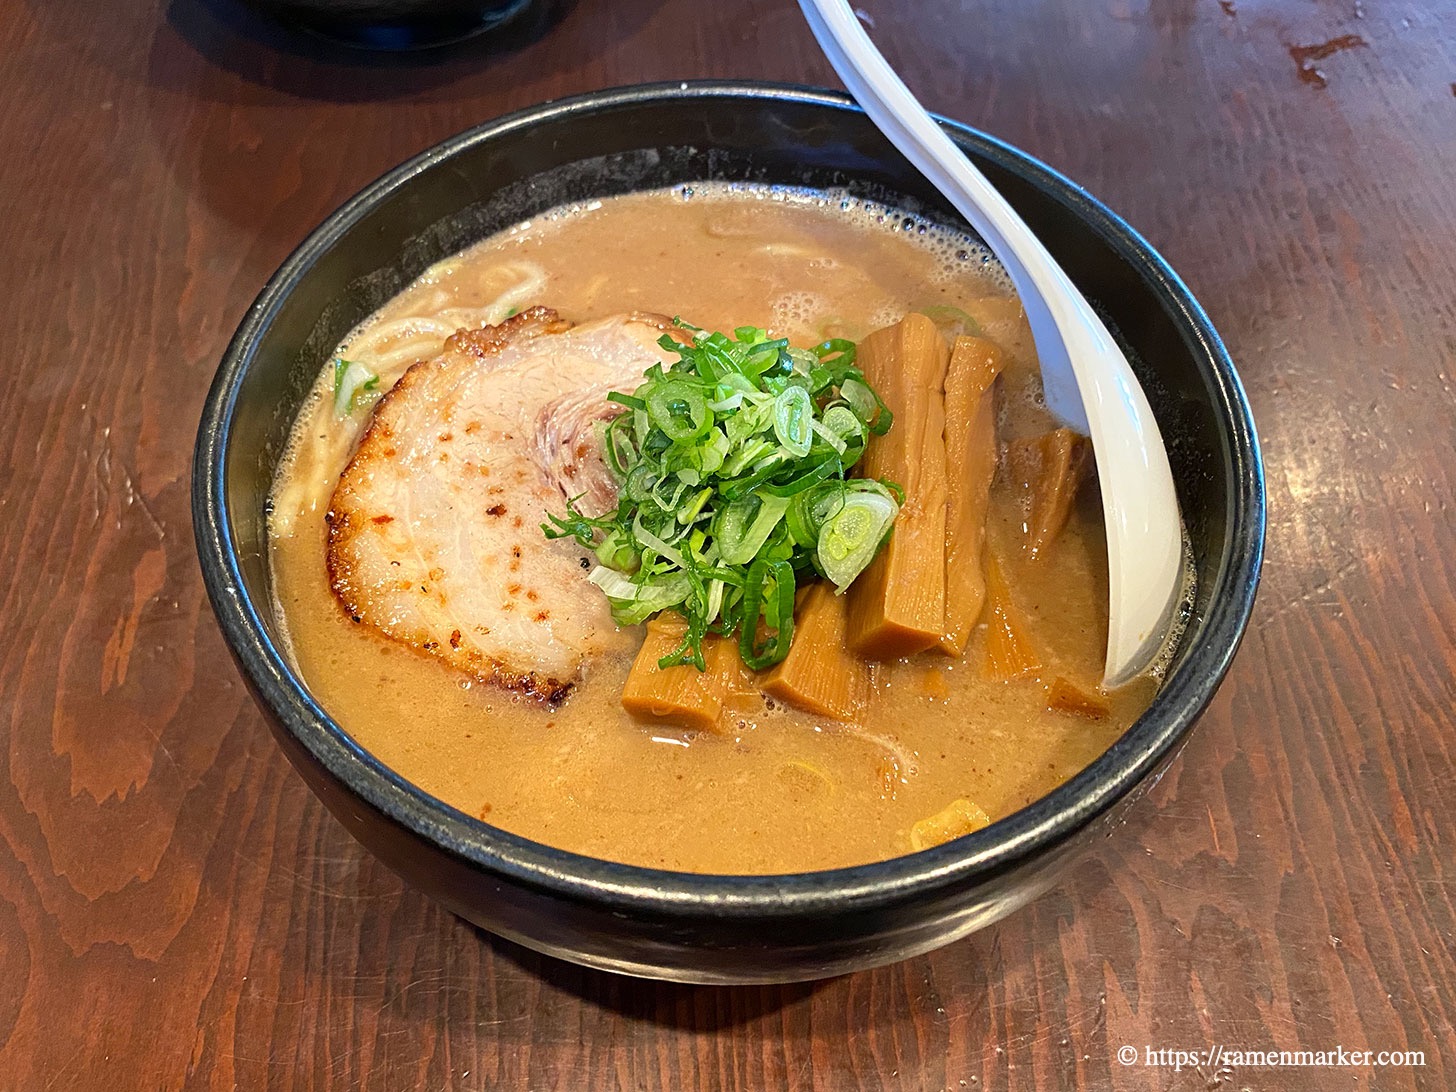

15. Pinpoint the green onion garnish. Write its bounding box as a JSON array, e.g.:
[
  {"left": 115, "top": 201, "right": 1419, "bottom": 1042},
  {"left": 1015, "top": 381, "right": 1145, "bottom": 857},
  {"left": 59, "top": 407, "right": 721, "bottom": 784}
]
[
  {"left": 332, "top": 358, "right": 380, "bottom": 417},
  {"left": 542, "top": 323, "right": 900, "bottom": 672},
  {"left": 919, "top": 304, "right": 983, "bottom": 336}
]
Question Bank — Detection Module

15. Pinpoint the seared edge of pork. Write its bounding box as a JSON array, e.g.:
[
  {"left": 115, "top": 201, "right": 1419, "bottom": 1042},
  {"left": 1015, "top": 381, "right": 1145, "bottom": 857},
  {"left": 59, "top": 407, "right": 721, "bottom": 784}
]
[{"left": 325, "top": 306, "right": 674, "bottom": 702}]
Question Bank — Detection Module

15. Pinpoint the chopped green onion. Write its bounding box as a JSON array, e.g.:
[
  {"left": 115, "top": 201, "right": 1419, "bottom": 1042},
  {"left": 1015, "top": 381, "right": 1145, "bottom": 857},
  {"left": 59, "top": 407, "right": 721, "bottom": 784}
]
[
  {"left": 589, "top": 566, "right": 690, "bottom": 625},
  {"left": 808, "top": 417, "right": 847, "bottom": 455},
  {"left": 818, "top": 483, "right": 900, "bottom": 590},
  {"left": 544, "top": 325, "right": 900, "bottom": 670},
  {"left": 919, "top": 304, "right": 982, "bottom": 336},
  {"left": 773, "top": 385, "right": 814, "bottom": 457},
  {"left": 821, "top": 404, "right": 864, "bottom": 442},
  {"left": 648, "top": 380, "right": 712, "bottom": 442},
  {"left": 715, "top": 493, "right": 791, "bottom": 566},
  {"left": 738, "top": 558, "right": 796, "bottom": 670},
  {"left": 333, "top": 358, "right": 380, "bottom": 417},
  {"left": 758, "top": 457, "right": 839, "bottom": 498},
  {"left": 594, "top": 527, "right": 640, "bottom": 571}
]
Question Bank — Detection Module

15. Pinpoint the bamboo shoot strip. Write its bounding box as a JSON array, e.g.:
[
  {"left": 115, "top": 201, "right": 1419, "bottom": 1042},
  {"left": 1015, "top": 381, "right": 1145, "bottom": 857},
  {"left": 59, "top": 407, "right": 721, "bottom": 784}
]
[
  {"left": 621, "top": 615, "right": 738, "bottom": 732},
  {"left": 1046, "top": 675, "right": 1111, "bottom": 718},
  {"left": 938, "top": 335, "right": 1005, "bottom": 655},
  {"left": 981, "top": 550, "right": 1043, "bottom": 681},
  {"left": 761, "top": 584, "right": 871, "bottom": 720},
  {"left": 847, "top": 314, "right": 951, "bottom": 657},
  {"left": 1007, "top": 428, "right": 1090, "bottom": 560}
]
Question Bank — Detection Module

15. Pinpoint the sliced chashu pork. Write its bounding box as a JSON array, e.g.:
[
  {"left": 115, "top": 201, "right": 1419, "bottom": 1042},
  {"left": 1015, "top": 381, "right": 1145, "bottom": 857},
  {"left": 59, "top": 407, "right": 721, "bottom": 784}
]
[{"left": 326, "top": 307, "right": 674, "bottom": 700}]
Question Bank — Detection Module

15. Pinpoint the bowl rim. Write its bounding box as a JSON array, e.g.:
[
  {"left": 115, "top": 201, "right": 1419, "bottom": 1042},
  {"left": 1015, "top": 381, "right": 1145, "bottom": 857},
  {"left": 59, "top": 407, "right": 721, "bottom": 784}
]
[{"left": 193, "top": 79, "right": 1265, "bottom": 916}]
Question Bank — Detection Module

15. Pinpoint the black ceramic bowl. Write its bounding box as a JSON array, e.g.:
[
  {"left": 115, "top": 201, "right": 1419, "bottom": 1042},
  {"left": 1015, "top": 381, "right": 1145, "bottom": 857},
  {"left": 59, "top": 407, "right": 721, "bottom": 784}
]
[
  {"left": 193, "top": 82, "right": 1264, "bottom": 984},
  {"left": 241, "top": 0, "right": 542, "bottom": 48}
]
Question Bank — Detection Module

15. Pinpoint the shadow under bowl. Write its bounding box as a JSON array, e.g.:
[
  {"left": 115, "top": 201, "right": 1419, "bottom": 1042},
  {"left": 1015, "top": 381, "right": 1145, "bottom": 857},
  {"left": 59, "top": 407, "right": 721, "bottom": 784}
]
[{"left": 192, "top": 81, "right": 1264, "bottom": 984}]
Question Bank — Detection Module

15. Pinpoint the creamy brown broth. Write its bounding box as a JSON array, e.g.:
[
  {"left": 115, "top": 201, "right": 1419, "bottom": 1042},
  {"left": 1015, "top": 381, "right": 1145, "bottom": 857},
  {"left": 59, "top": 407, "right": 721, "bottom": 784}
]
[{"left": 268, "top": 185, "right": 1158, "bottom": 874}]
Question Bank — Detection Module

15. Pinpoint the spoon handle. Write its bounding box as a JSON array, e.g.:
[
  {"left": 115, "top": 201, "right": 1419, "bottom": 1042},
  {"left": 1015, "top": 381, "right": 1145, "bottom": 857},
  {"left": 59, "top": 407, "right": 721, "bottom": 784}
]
[
  {"left": 799, "top": 0, "right": 1185, "bottom": 683},
  {"left": 798, "top": 0, "right": 1088, "bottom": 429}
]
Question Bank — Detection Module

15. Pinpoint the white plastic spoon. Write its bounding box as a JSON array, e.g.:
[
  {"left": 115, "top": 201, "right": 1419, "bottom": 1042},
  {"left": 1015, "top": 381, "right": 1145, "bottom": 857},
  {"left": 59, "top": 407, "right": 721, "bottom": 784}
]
[{"left": 799, "top": 0, "right": 1184, "bottom": 685}]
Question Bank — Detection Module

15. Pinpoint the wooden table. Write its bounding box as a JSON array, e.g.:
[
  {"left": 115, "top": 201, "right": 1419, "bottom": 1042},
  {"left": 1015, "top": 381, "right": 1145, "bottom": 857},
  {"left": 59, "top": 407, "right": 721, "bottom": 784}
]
[{"left": 2, "top": 0, "right": 1452, "bottom": 1087}]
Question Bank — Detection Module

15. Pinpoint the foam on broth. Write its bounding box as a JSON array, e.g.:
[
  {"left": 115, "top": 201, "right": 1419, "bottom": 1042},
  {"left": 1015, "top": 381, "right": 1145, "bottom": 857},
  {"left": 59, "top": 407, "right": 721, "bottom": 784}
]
[{"left": 268, "top": 184, "right": 1160, "bottom": 874}]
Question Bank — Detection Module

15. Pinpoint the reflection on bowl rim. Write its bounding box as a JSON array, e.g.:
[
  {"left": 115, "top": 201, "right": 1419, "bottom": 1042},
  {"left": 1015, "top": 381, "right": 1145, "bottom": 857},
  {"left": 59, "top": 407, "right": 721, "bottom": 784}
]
[{"left": 194, "top": 80, "right": 1265, "bottom": 917}]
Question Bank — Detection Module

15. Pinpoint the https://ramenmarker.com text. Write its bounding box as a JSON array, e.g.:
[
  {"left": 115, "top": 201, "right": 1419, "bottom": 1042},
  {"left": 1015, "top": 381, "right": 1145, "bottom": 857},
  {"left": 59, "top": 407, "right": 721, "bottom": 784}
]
[{"left": 1116, "top": 1044, "right": 1426, "bottom": 1072}]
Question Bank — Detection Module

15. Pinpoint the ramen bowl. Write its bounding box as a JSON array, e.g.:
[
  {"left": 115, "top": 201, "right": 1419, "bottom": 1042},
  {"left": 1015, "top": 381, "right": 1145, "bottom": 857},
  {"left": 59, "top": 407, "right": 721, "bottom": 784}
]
[{"left": 192, "top": 82, "right": 1264, "bottom": 984}]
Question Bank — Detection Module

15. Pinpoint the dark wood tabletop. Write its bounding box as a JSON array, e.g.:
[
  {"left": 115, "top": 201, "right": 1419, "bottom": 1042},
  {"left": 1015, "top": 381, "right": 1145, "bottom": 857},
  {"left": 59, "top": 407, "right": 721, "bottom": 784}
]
[{"left": 2, "top": 0, "right": 1453, "bottom": 1087}]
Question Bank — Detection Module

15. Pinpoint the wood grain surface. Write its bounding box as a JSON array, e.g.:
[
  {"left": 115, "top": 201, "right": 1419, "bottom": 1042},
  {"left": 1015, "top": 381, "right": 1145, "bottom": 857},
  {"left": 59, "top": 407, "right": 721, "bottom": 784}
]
[{"left": 1, "top": 0, "right": 1452, "bottom": 1087}]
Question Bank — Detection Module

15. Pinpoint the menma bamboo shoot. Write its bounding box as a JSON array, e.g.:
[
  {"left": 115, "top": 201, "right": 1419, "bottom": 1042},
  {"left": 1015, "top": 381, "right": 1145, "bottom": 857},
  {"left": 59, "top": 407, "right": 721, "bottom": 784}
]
[
  {"left": 1046, "top": 675, "right": 1111, "bottom": 718},
  {"left": 846, "top": 313, "right": 951, "bottom": 658},
  {"left": 621, "top": 615, "right": 738, "bottom": 733},
  {"left": 1007, "top": 428, "right": 1090, "bottom": 560},
  {"left": 761, "top": 584, "right": 870, "bottom": 720},
  {"left": 938, "top": 335, "right": 1005, "bottom": 655},
  {"left": 982, "top": 550, "right": 1043, "bottom": 681}
]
